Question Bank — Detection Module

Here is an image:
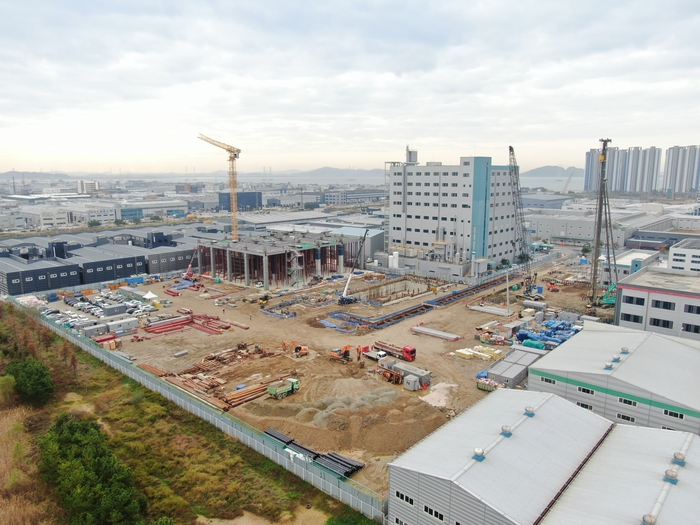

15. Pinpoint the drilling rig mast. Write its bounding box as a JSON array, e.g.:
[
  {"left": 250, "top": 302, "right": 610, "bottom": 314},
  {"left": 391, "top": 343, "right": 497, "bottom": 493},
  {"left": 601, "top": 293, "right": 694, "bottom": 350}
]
[
  {"left": 508, "top": 146, "right": 534, "bottom": 294},
  {"left": 198, "top": 134, "right": 241, "bottom": 241}
]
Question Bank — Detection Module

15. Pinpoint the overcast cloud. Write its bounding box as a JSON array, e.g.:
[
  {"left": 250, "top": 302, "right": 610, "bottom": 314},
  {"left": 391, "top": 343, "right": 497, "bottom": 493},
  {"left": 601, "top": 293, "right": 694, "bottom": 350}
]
[{"left": 1, "top": 0, "right": 698, "bottom": 173}]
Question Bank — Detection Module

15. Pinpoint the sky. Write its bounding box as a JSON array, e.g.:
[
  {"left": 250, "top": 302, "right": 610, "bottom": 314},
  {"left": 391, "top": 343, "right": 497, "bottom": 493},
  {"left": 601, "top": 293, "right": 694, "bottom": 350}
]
[{"left": 1, "top": 0, "right": 699, "bottom": 174}]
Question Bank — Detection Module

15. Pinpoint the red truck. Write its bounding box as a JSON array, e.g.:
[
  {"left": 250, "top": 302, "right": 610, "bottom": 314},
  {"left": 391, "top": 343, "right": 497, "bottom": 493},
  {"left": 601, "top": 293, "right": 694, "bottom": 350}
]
[{"left": 372, "top": 341, "right": 416, "bottom": 362}]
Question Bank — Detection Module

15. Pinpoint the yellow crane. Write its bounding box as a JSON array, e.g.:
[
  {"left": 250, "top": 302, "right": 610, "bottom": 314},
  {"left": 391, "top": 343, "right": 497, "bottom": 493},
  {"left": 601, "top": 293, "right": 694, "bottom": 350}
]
[{"left": 198, "top": 134, "right": 241, "bottom": 241}]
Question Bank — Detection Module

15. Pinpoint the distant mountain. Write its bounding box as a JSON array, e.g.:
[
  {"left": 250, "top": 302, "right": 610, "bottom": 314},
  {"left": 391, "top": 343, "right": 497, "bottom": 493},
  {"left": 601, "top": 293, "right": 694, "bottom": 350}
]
[
  {"left": 0, "top": 171, "right": 70, "bottom": 180},
  {"left": 520, "top": 166, "right": 583, "bottom": 178}
]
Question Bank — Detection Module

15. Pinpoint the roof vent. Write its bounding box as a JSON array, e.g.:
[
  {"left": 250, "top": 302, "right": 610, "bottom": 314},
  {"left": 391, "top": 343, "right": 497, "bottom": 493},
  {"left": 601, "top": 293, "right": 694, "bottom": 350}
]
[
  {"left": 642, "top": 515, "right": 657, "bottom": 525},
  {"left": 604, "top": 362, "right": 613, "bottom": 370},
  {"left": 673, "top": 452, "right": 686, "bottom": 467},
  {"left": 663, "top": 469, "right": 678, "bottom": 484},
  {"left": 612, "top": 355, "right": 621, "bottom": 362},
  {"left": 524, "top": 406, "right": 535, "bottom": 417},
  {"left": 501, "top": 425, "right": 513, "bottom": 438},
  {"left": 472, "top": 448, "right": 486, "bottom": 462},
  {"left": 621, "top": 346, "right": 630, "bottom": 354}
]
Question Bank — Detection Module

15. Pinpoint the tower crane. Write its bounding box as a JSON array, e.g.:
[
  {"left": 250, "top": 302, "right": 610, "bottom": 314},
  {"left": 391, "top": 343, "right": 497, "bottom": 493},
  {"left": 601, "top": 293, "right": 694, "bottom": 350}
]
[
  {"left": 561, "top": 169, "right": 575, "bottom": 192},
  {"left": 508, "top": 146, "right": 537, "bottom": 296},
  {"left": 198, "top": 134, "right": 241, "bottom": 241}
]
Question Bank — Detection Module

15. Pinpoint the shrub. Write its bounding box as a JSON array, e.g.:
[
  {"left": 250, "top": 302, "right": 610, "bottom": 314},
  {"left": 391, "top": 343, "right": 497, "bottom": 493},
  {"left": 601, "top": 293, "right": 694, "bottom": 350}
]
[{"left": 5, "top": 358, "right": 55, "bottom": 407}]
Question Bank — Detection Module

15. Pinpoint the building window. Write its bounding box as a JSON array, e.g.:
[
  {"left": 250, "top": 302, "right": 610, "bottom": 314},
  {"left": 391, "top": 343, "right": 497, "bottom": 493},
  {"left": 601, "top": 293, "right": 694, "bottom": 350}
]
[
  {"left": 50, "top": 273, "right": 57, "bottom": 278},
  {"left": 38, "top": 275, "right": 46, "bottom": 280},
  {"left": 621, "top": 313, "right": 643, "bottom": 324},
  {"left": 396, "top": 519, "right": 409, "bottom": 525},
  {"left": 97, "top": 268, "right": 103, "bottom": 272},
  {"left": 540, "top": 376, "right": 556, "bottom": 385},
  {"left": 684, "top": 305, "right": 700, "bottom": 314},
  {"left": 86, "top": 269, "right": 93, "bottom": 273},
  {"left": 682, "top": 323, "right": 700, "bottom": 334},
  {"left": 661, "top": 426, "right": 677, "bottom": 431},
  {"left": 424, "top": 506, "right": 444, "bottom": 521},
  {"left": 576, "top": 402, "right": 593, "bottom": 410},
  {"left": 617, "top": 413, "right": 636, "bottom": 423},
  {"left": 116, "top": 265, "right": 123, "bottom": 269},
  {"left": 664, "top": 409, "right": 685, "bottom": 420},
  {"left": 652, "top": 300, "right": 675, "bottom": 311},
  {"left": 623, "top": 296, "right": 645, "bottom": 305},
  {"left": 619, "top": 397, "right": 637, "bottom": 407},
  {"left": 395, "top": 491, "right": 413, "bottom": 505},
  {"left": 649, "top": 318, "right": 673, "bottom": 329},
  {"left": 577, "top": 387, "right": 595, "bottom": 396}
]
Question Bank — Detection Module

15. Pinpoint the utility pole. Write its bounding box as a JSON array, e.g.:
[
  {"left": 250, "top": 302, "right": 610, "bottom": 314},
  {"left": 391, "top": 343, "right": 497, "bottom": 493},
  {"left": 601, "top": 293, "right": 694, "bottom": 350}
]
[{"left": 590, "top": 138, "right": 611, "bottom": 305}]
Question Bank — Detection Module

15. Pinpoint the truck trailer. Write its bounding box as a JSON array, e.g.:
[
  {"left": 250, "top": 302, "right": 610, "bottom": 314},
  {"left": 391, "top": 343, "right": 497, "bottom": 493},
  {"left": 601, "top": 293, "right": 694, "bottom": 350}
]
[
  {"left": 372, "top": 341, "right": 416, "bottom": 362},
  {"left": 267, "top": 378, "right": 300, "bottom": 399}
]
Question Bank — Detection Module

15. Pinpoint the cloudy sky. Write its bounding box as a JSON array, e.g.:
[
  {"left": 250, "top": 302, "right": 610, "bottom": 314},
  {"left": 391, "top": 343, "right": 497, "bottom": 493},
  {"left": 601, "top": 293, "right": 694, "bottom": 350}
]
[{"left": 1, "top": 0, "right": 698, "bottom": 174}]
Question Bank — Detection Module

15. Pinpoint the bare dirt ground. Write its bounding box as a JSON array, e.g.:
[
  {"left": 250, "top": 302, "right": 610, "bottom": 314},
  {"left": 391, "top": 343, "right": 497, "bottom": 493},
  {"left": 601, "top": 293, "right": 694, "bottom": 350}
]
[{"left": 115, "top": 257, "right": 597, "bottom": 494}]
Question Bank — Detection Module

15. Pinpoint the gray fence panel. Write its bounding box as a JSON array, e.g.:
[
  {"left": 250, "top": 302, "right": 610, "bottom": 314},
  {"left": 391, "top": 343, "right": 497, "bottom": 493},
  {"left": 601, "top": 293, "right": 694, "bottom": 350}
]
[{"left": 25, "top": 304, "right": 385, "bottom": 521}]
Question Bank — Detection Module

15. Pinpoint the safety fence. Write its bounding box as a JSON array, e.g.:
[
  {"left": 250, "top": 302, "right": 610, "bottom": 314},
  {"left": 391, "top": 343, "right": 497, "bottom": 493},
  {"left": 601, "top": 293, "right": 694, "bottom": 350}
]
[{"left": 23, "top": 302, "right": 385, "bottom": 521}]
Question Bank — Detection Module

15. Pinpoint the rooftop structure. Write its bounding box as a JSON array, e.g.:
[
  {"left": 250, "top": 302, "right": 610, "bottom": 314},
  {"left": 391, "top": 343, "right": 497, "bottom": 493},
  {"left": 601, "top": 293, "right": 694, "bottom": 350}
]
[
  {"left": 389, "top": 388, "right": 700, "bottom": 525},
  {"left": 530, "top": 322, "right": 700, "bottom": 432}
]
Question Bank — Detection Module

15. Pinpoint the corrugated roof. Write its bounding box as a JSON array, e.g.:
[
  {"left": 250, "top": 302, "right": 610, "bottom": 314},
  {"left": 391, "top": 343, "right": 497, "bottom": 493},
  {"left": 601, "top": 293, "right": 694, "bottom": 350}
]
[
  {"left": 390, "top": 389, "right": 612, "bottom": 525},
  {"left": 530, "top": 325, "right": 700, "bottom": 411},
  {"left": 540, "top": 426, "right": 700, "bottom": 525}
]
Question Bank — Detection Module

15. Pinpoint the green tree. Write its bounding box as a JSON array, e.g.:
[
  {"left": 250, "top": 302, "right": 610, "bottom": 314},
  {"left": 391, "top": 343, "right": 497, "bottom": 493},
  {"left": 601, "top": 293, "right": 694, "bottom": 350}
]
[
  {"left": 516, "top": 253, "right": 532, "bottom": 264},
  {"left": 5, "top": 358, "right": 55, "bottom": 407},
  {"left": 304, "top": 202, "right": 320, "bottom": 210},
  {"left": 132, "top": 217, "right": 142, "bottom": 224},
  {"left": 87, "top": 220, "right": 101, "bottom": 227},
  {"left": 581, "top": 246, "right": 592, "bottom": 255},
  {"left": 149, "top": 216, "right": 162, "bottom": 222},
  {"left": 114, "top": 219, "right": 126, "bottom": 226},
  {"left": 500, "top": 258, "right": 511, "bottom": 267}
]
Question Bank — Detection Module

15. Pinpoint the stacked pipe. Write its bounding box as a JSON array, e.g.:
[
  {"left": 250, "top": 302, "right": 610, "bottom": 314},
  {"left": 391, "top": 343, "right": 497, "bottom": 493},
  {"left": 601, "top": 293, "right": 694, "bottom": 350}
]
[
  {"left": 144, "top": 315, "right": 192, "bottom": 334},
  {"left": 164, "top": 288, "right": 181, "bottom": 297},
  {"left": 138, "top": 363, "right": 168, "bottom": 376}
]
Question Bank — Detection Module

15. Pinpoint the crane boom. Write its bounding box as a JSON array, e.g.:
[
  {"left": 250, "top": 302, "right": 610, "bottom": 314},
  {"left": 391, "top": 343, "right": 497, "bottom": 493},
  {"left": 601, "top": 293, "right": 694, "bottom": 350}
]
[
  {"left": 508, "top": 146, "right": 533, "bottom": 292},
  {"left": 339, "top": 229, "right": 369, "bottom": 305},
  {"left": 198, "top": 134, "right": 241, "bottom": 241},
  {"left": 562, "top": 169, "right": 575, "bottom": 192}
]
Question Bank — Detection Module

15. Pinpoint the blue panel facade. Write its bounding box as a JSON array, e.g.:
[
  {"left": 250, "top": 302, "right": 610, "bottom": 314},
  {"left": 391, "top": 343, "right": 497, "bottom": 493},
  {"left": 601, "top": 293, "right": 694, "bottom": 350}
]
[{"left": 471, "top": 157, "right": 492, "bottom": 259}]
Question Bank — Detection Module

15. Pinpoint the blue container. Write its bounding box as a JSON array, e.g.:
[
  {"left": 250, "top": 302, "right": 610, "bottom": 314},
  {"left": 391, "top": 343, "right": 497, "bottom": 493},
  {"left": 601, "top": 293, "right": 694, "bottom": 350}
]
[
  {"left": 235, "top": 384, "right": 247, "bottom": 390},
  {"left": 537, "top": 285, "right": 544, "bottom": 294}
]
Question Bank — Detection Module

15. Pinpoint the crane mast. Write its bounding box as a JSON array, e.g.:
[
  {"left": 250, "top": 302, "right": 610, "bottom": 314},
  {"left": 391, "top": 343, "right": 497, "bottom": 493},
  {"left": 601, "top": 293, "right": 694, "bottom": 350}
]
[
  {"left": 198, "top": 134, "right": 241, "bottom": 241},
  {"left": 508, "top": 146, "right": 533, "bottom": 292},
  {"left": 590, "top": 138, "right": 617, "bottom": 305}
]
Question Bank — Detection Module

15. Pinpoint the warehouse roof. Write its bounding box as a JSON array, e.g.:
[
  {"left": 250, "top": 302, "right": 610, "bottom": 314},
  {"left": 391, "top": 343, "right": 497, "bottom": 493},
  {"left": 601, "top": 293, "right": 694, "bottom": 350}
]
[
  {"left": 522, "top": 193, "right": 572, "bottom": 201},
  {"left": 540, "top": 425, "right": 700, "bottom": 525},
  {"left": 530, "top": 324, "right": 700, "bottom": 412},
  {"left": 238, "top": 210, "right": 329, "bottom": 225},
  {"left": 390, "top": 389, "right": 612, "bottom": 525},
  {"left": 0, "top": 258, "right": 75, "bottom": 272}
]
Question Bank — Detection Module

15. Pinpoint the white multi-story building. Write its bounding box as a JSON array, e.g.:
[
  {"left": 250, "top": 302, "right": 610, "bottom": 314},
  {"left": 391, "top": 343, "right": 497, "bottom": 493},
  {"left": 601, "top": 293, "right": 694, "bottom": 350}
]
[
  {"left": 387, "top": 149, "right": 517, "bottom": 265},
  {"left": 585, "top": 146, "right": 661, "bottom": 193},
  {"left": 77, "top": 180, "right": 100, "bottom": 194},
  {"left": 667, "top": 238, "right": 700, "bottom": 272},
  {"left": 663, "top": 145, "right": 700, "bottom": 193},
  {"left": 69, "top": 204, "right": 117, "bottom": 225},
  {"left": 18, "top": 205, "right": 70, "bottom": 229},
  {"left": 615, "top": 265, "right": 700, "bottom": 341}
]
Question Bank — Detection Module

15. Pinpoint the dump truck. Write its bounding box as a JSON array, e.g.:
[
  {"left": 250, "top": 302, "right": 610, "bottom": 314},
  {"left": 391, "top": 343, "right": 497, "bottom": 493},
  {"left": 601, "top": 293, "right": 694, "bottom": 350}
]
[
  {"left": 267, "top": 378, "right": 300, "bottom": 399},
  {"left": 373, "top": 341, "right": 417, "bottom": 362}
]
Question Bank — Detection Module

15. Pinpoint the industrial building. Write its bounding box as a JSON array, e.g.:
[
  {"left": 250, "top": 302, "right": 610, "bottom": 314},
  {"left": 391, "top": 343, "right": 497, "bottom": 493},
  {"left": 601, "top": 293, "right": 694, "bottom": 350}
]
[
  {"left": 218, "top": 190, "right": 263, "bottom": 211},
  {"left": 667, "top": 238, "right": 700, "bottom": 272},
  {"left": 615, "top": 265, "right": 700, "bottom": 341},
  {"left": 387, "top": 148, "right": 517, "bottom": 266},
  {"left": 388, "top": 388, "right": 700, "bottom": 525},
  {"left": 520, "top": 193, "right": 572, "bottom": 209},
  {"left": 529, "top": 323, "right": 700, "bottom": 433},
  {"left": 0, "top": 257, "right": 81, "bottom": 295}
]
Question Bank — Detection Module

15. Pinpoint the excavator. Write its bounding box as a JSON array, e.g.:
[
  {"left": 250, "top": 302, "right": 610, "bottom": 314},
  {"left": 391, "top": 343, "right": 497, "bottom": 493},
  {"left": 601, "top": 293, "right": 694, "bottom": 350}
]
[
  {"left": 338, "top": 229, "right": 369, "bottom": 306},
  {"left": 329, "top": 346, "right": 353, "bottom": 363},
  {"left": 282, "top": 341, "right": 309, "bottom": 358}
]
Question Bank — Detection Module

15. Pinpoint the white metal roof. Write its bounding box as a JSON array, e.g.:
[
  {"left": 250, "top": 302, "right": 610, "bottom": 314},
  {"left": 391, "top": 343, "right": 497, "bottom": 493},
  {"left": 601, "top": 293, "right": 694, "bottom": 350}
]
[
  {"left": 531, "top": 324, "right": 700, "bottom": 411},
  {"left": 390, "top": 389, "right": 612, "bottom": 525},
  {"left": 540, "top": 425, "right": 700, "bottom": 525}
]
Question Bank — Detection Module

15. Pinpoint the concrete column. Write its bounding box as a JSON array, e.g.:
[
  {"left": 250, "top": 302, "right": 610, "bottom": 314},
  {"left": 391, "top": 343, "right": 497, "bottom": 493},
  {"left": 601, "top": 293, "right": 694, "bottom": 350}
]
[
  {"left": 263, "top": 253, "right": 270, "bottom": 291},
  {"left": 338, "top": 244, "right": 344, "bottom": 274},
  {"left": 315, "top": 247, "right": 322, "bottom": 276},
  {"left": 210, "top": 247, "right": 215, "bottom": 278},
  {"left": 244, "top": 253, "right": 250, "bottom": 286},
  {"left": 226, "top": 250, "right": 232, "bottom": 282},
  {"left": 197, "top": 247, "right": 202, "bottom": 274}
]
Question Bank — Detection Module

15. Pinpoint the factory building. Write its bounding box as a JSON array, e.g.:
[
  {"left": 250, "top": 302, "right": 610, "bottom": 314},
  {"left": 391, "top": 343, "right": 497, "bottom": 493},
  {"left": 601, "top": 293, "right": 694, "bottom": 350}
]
[
  {"left": 218, "top": 190, "right": 263, "bottom": 211},
  {"left": 387, "top": 148, "right": 517, "bottom": 265},
  {"left": 389, "top": 388, "right": 700, "bottom": 525},
  {"left": 530, "top": 323, "right": 700, "bottom": 433},
  {"left": 521, "top": 193, "right": 573, "bottom": 209},
  {"left": 0, "top": 257, "right": 81, "bottom": 295}
]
